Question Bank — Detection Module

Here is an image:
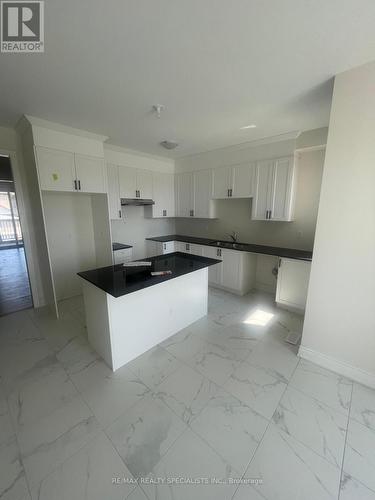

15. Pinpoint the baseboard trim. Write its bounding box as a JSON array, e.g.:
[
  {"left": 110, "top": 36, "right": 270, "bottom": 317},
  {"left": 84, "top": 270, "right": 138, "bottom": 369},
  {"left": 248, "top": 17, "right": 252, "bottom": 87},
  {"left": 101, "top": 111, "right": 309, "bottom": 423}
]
[{"left": 298, "top": 346, "right": 375, "bottom": 389}]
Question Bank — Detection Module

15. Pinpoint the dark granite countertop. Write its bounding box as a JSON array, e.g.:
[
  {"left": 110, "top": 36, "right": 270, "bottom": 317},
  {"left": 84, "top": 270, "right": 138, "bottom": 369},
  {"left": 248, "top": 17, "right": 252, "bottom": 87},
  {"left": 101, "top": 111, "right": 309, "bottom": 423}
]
[
  {"left": 112, "top": 242, "right": 133, "bottom": 251},
  {"left": 146, "top": 235, "right": 312, "bottom": 261},
  {"left": 78, "top": 252, "right": 221, "bottom": 298}
]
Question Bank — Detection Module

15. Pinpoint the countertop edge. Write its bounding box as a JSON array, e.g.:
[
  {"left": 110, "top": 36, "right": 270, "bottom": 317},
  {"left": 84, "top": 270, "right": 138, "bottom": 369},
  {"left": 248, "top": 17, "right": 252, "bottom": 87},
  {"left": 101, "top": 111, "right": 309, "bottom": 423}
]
[{"left": 146, "top": 235, "right": 312, "bottom": 261}]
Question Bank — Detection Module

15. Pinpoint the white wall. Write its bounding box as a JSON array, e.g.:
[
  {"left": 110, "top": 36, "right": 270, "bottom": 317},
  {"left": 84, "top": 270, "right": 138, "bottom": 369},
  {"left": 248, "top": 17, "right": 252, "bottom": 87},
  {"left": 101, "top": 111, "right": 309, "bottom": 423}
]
[
  {"left": 0, "top": 125, "right": 17, "bottom": 151},
  {"left": 111, "top": 208, "right": 175, "bottom": 260},
  {"left": 42, "top": 192, "right": 97, "bottom": 300},
  {"left": 300, "top": 61, "right": 375, "bottom": 388}
]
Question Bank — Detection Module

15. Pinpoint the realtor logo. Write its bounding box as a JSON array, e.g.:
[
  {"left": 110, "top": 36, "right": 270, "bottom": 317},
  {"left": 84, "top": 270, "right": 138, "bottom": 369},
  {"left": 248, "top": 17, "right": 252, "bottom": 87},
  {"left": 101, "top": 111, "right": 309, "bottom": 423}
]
[{"left": 1, "top": 1, "right": 44, "bottom": 52}]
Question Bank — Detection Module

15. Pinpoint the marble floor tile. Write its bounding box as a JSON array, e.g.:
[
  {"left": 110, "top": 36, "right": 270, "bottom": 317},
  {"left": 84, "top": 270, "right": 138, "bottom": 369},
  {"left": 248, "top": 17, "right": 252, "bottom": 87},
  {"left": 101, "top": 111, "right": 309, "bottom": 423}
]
[
  {"left": 127, "top": 487, "right": 149, "bottom": 500},
  {"left": 155, "top": 364, "right": 219, "bottom": 424},
  {"left": 106, "top": 393, "right": 186, "bottom": 477},
  {"left": 343, "top": 418, "right": 375, "bottom": 492},
  {"left": 31, "top": 432, "right": 136, "bottom": 500},
  {"left": 350, "top": 383, "right": 375, "bottom": 432},
  {"left": 71, "top": 361, "right": 151, "bottom": 428},
  {"left": 224, "top": 361, "right": 287, "bottom": 419},
  {"left": 0, "top": 340, "right": 56, "bottom": 397},
  {"left": 272, "top": 385, "right": 347, "bottom": 467},
  {"left": 18, "top": 395, "right": 100, "bottom": 489},
  {"left": 7, "top": 363, "right": 78, "bottom": 431},
  {"left": 246, "top": 340, "right": 299, "bottom": 383},
  {"left": 340, "top": 473, "right": 375, "bottom": 500},
  {"left": 245, "top": 424, "right": 341, "bottom": 500},
  {"left": 143, "top": 428, "right": 238, "bottom": 500},
  {"left": 188, "top": 340, "right": 244, "bottom": 386},
  {"left": 30, "top": 309, "right": 86, "bottom": 354},
  {"left": 56, "top": 335, "right": 99, "bottom": 376},
  {"left": 0, "top": 310, "right": 43, "bottom": 349},
  {"left": 126, "top": 345, "right": 181, "bottom": 389},
  {"left": 0, "top": 436, "right": 29, "bottom": 500},
  {"left": 190, "top": 389, "right": 268, "bottom": 475},
  {"left": 160, "top": 323, "right": 211, "bottom": 363},
  {"left": 289, "top": 359, "right": 352, "bottom": 415},
  {"left": 0, "top": 395, "right": 15, "bottom": 446}
]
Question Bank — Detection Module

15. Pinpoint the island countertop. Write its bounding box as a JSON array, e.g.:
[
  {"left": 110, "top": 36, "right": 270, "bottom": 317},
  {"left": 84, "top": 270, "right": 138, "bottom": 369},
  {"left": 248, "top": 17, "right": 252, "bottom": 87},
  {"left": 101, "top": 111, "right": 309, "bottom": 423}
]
[
  {"left": 78, "top": 252, "right": 220, "bottom": 298},
  {"left": 146, "top": 235, "right": 312, "bottom": 261}
]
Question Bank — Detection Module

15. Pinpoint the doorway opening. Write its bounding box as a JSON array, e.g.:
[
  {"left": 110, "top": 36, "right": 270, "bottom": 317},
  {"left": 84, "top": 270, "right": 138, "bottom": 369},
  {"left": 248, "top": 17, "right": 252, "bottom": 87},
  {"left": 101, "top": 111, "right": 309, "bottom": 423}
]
[{"left": 0, "top": 155, "right": 33, "bottom": 316}]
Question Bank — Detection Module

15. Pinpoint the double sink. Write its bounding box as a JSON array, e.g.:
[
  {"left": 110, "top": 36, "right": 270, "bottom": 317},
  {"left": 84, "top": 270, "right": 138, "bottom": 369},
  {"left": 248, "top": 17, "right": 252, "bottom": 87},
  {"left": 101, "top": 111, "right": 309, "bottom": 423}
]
[{"left": 208, "top": 240, "right": 247, "bottom": 251}]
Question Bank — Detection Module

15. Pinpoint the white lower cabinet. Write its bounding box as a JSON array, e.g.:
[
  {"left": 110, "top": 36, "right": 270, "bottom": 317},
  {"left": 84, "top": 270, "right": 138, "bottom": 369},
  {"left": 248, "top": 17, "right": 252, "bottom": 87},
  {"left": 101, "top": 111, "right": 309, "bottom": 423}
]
[
  {"left": 113, "top": 248, "right": 133, "bottom": 265},
  {"left": 202, "top": 246, "right": 223, "bottom": 285},
  {"left": 201, "top": 245, "right": 256, "bottom": 295},
  {"left": 276, "top": 258, "right": 311, "bottom": 311},
  {"left": 147, "top": 241, "right": 175, "bottom": 257}
]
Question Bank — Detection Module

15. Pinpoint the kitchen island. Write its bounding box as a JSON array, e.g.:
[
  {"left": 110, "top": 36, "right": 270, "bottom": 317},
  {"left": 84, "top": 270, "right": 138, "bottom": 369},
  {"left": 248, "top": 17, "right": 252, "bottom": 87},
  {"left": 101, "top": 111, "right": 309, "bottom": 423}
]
[{"left": 78, "top": 252, "right": 220, "bottom": 371}]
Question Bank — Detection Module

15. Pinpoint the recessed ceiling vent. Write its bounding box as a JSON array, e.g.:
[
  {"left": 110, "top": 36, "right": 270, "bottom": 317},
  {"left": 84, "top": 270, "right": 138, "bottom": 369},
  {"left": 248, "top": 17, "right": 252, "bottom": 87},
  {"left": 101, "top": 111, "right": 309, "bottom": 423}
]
[{"left": 160, "top": 140, "right": 178, "bottom": 150}]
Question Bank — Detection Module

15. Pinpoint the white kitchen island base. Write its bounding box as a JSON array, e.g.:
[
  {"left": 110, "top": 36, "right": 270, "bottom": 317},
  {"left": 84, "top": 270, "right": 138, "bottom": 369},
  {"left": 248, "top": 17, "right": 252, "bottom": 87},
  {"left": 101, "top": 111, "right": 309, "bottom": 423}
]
[{"left": 81, "top": 267, "right": 208, "bottom": 371}]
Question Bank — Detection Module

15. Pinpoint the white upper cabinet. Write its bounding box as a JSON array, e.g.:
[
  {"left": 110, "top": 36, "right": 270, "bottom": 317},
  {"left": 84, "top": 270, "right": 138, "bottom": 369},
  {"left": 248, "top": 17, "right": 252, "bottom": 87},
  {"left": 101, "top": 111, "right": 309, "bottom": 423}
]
[
  {"left": 151, "top": 172, "right": 175, "bottom": 218},
  {"left": 212, "top": 166, "right": 232, "bottom": 199},
  {"left": 270, "top": 157, "right": 295, "bottom": 221},
  {"left": 36, "top": 146, "right": 106, "bottom": 193},
  {"left": 36, "top": 147, "right": 76, "bottom": 192},
  {"left": 74, "top": 154, "right": 106, "bottom": 193},
  {"left": 175, "top": 170, "right": 215, "bottom": 218},
  {"left": 252, "top": 156, "right": 295, "bottom": 221},
  {"left": 176, "top": 172, "right": 193, "bottom": 217},
  {"left": 232, "top": 163, "right": 255, "bottom": 198},
  {"left": 212, "top": 163, "right": 255, "bottom": 199},
  {"left": 118, "top": 167, "right": 153, "bottom": 200},
  {"left": 193, "top": 169, "right": 215, "bottom": 218},
  {"left": 252, "top": 159, "right": 274, "bottom": 220},
  {"left": 118, "top": 166, "right": 137, "bottom": 199},
  {"left": 107, "top": 164, "right": 122, "bottom": 220},
  {"left": 136, "top": 169, "right": 153, "bottom": 199}
]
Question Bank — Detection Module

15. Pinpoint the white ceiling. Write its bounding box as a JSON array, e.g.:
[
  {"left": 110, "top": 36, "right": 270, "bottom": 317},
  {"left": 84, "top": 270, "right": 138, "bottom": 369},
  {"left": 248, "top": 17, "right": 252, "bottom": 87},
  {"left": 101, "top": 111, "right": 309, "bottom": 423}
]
[{"left": 1, "top": 0, "right": 375, "bottom": 157}]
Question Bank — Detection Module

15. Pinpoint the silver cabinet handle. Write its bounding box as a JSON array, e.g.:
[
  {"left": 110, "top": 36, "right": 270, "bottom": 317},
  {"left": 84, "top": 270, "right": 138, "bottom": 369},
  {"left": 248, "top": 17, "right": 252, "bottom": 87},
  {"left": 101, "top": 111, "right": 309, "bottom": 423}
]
[
  {"left": 269, "top": 210, "right": 272, "bottom": 219},
  {"left": 78, "top": 180, "right": 81, "bottom": 191},
  {"left": 74, "top": 180, "right": 77, "bottom": 190},
  {"left": 119, "top": 210, "right": 122, "bottom": 218}
]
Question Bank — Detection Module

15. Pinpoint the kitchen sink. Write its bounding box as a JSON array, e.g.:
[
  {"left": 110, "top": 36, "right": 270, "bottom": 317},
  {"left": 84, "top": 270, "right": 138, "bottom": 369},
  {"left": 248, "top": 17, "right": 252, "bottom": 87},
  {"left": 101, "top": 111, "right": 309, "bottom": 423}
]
[{"left": 209, "top": 241, "right": 245, "bottom": 250}]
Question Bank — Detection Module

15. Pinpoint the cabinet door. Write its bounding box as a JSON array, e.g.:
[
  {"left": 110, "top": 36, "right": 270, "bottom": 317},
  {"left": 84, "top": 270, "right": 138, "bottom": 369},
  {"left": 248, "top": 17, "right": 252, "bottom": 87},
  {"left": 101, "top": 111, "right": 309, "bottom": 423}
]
[
  {"left": 212, "top": 166, "right": 232, "bottom": 199},
  {"left": 176, "top": 172, "right": 193, "bottom": 217},
  {"left": 276, "top": 258, "right": 311, "bottom": 311},
  {"left": 252, "top": 160, "right": 274, "bottom": 220},
  {"left": 221, "top": 249, "right": 241, "bottom": 290},
  {"left": 232, "top": 163, "right": 255, "bottom": 198},
  {"left": 269, "top": 157, "right": 294, "bottom": 221},
  {"left": 107, "top": 164, "right": 122, "bottom": 220},
  {"left": 119, "top": 166, "right": 137, "bottom": 199},
  {"left": 152, "top": 172, "right": 167, "bottom": 218},
  {"left": 175, "top": 241, "right": 186, "bottom": 253},
  {"left": 193, "top": 169, "right": 213, "bottom": 218},
  {"left": 202, "top": 246, "right": 222, "bottom": 285},
  {"left": 189, "top": 244, "right": 203, "bottom": 256},
  {"left": 137, "top": 169, "right": 153, "bottom": 199},
  {"left": 153, "top": 172, "right": 175, "bottom": 217},
  {"left": 36, "top": 146, "right": 76, "bottom": 192},
  {"left": 161, "top": 241, "right": 175, "bottom": 254},
  {"left": 75, "top": 154, "right": 106, "bottom": 193}
]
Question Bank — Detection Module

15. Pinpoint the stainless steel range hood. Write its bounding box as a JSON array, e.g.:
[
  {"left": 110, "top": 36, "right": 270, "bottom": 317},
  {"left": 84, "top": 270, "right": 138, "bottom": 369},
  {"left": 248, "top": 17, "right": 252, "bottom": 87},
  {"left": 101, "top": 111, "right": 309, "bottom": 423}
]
[{"left": 121, "top": 198, "right": 155, "bottom": 206}]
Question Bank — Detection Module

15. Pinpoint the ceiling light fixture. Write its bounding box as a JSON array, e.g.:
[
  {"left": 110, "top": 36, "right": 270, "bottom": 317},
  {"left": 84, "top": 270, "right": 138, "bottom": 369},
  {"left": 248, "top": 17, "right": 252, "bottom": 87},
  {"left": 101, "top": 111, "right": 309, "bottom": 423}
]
[
  {"left": 160, "top": 140, "right": 178, "bottom": 150},
  {"left": 240, "top": 124, "right": 257, "bottom": 130}
]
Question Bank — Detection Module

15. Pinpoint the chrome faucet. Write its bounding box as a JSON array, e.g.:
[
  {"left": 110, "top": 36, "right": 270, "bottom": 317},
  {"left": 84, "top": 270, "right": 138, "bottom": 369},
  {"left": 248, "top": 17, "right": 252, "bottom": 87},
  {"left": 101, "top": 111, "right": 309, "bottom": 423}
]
[{"left": 229, "top": 231, "right": 238, "bottom": 243}]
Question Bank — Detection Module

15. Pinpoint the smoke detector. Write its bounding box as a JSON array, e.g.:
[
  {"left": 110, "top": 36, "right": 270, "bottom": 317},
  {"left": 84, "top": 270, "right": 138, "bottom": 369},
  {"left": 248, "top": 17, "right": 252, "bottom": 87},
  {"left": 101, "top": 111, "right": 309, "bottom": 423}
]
[
  {"left": 160, "top": 140, "right": 178, "bottom": 150},
  {"left": 152, "top": 104, "right": 165, "bottom": 118}
]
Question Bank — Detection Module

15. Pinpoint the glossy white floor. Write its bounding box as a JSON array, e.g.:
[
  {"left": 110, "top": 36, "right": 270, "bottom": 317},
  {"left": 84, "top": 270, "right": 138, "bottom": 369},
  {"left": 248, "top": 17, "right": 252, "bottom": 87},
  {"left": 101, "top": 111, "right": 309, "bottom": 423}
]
[{"left": 1, "top": 288, "right": 375, "bottom": 500}]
